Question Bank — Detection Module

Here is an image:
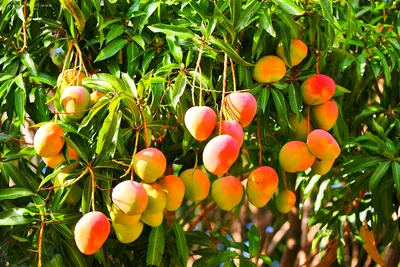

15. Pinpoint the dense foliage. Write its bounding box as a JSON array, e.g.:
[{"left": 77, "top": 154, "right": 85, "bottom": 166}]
[{"left": 0, "top": 0, "right": 400, "bottom": 266}]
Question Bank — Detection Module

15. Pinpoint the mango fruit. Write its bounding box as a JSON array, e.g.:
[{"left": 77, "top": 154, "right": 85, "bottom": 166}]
[
  {"left": 279, "top": 141, "right": 315, "bottom": 173},
  {"left": 311, "top": 100, "right": 338, "bottom": 131},
  {"left": 300, "top": 74, "right": 336, "bottom": 105},
  {"left": 211, "top": 176, "right": 243, "bottom": 211},
  {"left": 306, "top": 129, "right": 340, "bottom": 160},
  {"left": 90, "top": 91, "right": 104, "bottom": 107},
  {"left": 159, "top": 175, "right": 185, "bottom": 211},
  {"left": 34, "top": 122, "right": 65, "bottom": 158},
  {"left": 203, "top": 135, "right": 240, "bottom": 175},
  {"left": 179, "top": 168, "right": 210, "bottom": 202},
  {"left": 133, "top": 147, "right": 167, "bottom": 183},
  {"left": 113, "top": 220, "right": 143, "bottom": 244},
  {"left": 223, "top": 92, "right": 257, "bottom": 127},
  {"left": 140, "top": 211, "right": 163, "bottom": 227},
  {"left": 213, "top": 120, "right": 244, "bottom": 147},
  {"left": 311, "top": 159, "right": 335, "bottom": 175},
  {"left": 141, "top": 182, "right": 167, "bottom": 214},
  {"left": 110, "top": 203, "right": 141, "bottom": 226},
  {"left": 289, "top": 114, "right": 313, "bottom": 142},
  {"left": 184, "top": 106, "right": 217, "bottom": 141},
  {"left": 112, "top": 180, "right": 148, "bottom": 215},
  {"left": 60, "top": 86, "right": 91, "bottom": 121},
  {"left": 276, "top": 190, "right": 296, "bottom": 213},
  {"left": 276, "top": 39, "right": 308, "bottom": 66},
  {"left": 246, "top": 166, "right": 279, "bottom": 207},
  {"left": 57, "top": 69, "right": 86, "bottom": 89},
  {"left": 42, "top": 146, "right": 79, "bottom": 172},
  {"left": 54, "top": 172, "right": 82, "bottom": 205},
  {"left": 253, "top": 55, "right": 286, "bottom": 83},
  {"left": 74, "top": 211, "right": 110, "bottom": 255}
]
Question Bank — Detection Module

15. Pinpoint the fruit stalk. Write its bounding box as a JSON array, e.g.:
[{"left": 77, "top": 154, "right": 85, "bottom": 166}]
[
  {"left": 257, "top": 118, "right": 262, "bottom": 166},
  {"left": 87, "top": 167, "right": 96, "bottom": 211},
  {"left": 219, "top": 54, "right": 228, "bottom": 135},
  {"left": 230, "top": 58, "right": 237, "bottom": 92},
  {"left": 193, "top": 41, "right": 205, "bottom": 106},
  {"left": 37, "top": 214, "right": 45, "bottom": 267}
]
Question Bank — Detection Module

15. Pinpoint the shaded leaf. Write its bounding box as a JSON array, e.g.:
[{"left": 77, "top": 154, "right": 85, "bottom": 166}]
[
  {"left": 146, "top": 225, "right": 165, "bottom": 267},
  {"left": 94, "top": 38, "right": 128, "bottom": 62}
]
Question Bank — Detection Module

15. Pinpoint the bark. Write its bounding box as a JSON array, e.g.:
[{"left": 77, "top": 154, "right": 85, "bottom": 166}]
[{"left": 384, "top": 245, "right": 400, "bottom": 267}]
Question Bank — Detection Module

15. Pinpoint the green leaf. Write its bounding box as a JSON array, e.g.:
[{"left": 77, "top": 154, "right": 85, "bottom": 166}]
[
  {"left": 138, "top": 2, "right": 159, "bottom": 34},
  {"left": 248, "top": 224, "right": 260, "bottom": 258},
  {"left": 1, "top": 162, "right": 40, "bottom": 192},
  {"left": 208, "top": 37, "right": 253, "bottom": 66},
  {"left": 49, "top": 254, "right": 64, "bottom": 267},
  {"left": 369, "top": 161, "right": 391, "bottom": 190},
  {"left": 236, "top": 0, "right": 261, "bottom": 32},
  {"left": 60, "top": 0, "right": 86, "bottom": 33},
  {"left": 94, "top": 38, "right": 128, "bottom": 62},
  {"left": 319, "top": 0, "right": 341, "bottom": 30},
  {"left": 166, "top": 35, "right": 183, "bottom": 64},
  {"left": 0, "top": 208, "right": 38, "bottom": 226},
  {"left": 146, "top": 225, "right": 165, "bottom": 267},
  {"left": 258, "top": 7, "right": 276, "bottom": 37},
  {"left": 288, "top": 83, "right": 302, "bottom": 114},
  {"left": 172, "top": 220, "right": 189, "bottom": 265},
  {"left": 33, "top": 73, "right": 57, "bottom": 86},
  {"left": 229, "top": 0, "right": 242, "bottom": 25},
  {"left": 171, "top": 73, "right": 186, "bottom": 108},
  {"left": 14, "top": 86, "right": 26, "bottom": 124},
  {"left": 372, "top": 47, "right": 391, "bottom": 85},
  {"left": 392, "top": 162, "right": 400, "bottom": 194},
  {"left": 20, "top": 52, "right": 37, "bottom": 76},
  {"left": 62, "top": 240, "right": 88, "bottom": 267},
  {"left": 275, "top": 0, "right": 305, "bottom": 15},
  {"left": 271, "top": 89, "right": 290, "bottom": 129},
  {"left": 259, "top": 88, "right": 270, "bottom": 114},
  {"left": 106, "top": 24, "right": 124, "bottom": 44},
  {"left": 148, "top": 24, "right": 195, "bottom": 39},
  {"left": 0, "top": 187, "right": 34, "bottom": 201}
]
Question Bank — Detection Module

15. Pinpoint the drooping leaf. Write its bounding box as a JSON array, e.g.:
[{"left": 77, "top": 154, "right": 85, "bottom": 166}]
[
  {"left": 369, "top": 161, "right": 390, "bottom": 190},
  {"left": 248, "top": 224, "right": 260, "bottom": 258},
  {"left": 146, "top": 225, "right": 165, "bottom": 267},
  {"left": 60, "top": 0, "right": 86, "bottom": 33},
  {"left": 172, "top": 220, "right": 189, "bottom": 265},
  {"left": 94, "top": 38, "right": 128, "bottom": 62}
]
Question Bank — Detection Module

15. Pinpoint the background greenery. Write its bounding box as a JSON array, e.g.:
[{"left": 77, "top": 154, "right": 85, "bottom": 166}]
[{"left": 0, "top": 0, "right": 400, "bottom": 266}]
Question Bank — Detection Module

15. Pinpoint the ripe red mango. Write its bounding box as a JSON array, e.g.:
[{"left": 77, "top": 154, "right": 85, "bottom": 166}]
[
  {"left": 213, "top": 120, "right": 244, "bottom": 147},
  {"left": 60, "top": 86, "right": 91, "bottom": 121},
  {"left": 159, "top": 175, "right": 185, "bottom": 211},
  {"left": 279, "top": 141, "right": 315, "bottom": 173},
  {"left": 179, "top": 168, "right": 210, "bottom": 202},
  {"left": 223, "top": 92, "right": 257, "bottom": 127},
  {"left": 74, "top": 211, "right": 110, "bottom": 255},
  {"left": 276, "top": 39, "right": 308, "bottom": 66},
  {"left": 34, "top": 122, "right": 65, "bottom": 158},
  {"left": 133, "top": 147, "right": 167, "bottom": 183},
  {"left": 246, "top": 166, "right": 279, "bottom": 207},
  {"left": 211, "top": 176, "right": 243, "bottom": 211},
  {"left": 300, "top": 74, "right": 336, "bottom": 105},
  {"left": 311, "top": 100, "right": 338, "bottom": 131},
  {"left": 184, "top": 106, "right": 217, "bottom": 141},
  {"left": 253, "top": 55, "right": 286, "bottom": 83},
  {"left": 112, "top": 180, "right": 148, "bottom": 215},
  {"left": 202, "top": 135, "right": 240, "bottom": 175},
  {"left": 307, "top": 129, "right": 340, "bottom": 160}
]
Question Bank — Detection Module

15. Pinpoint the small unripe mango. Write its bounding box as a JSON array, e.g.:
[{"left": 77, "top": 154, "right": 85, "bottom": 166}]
[
  {"left": 213, "top": 120, "right": 244, "bottom": 147},
  {"left": 184, "top": 106, "right": 217, "bottom": 141},
  {"left": 311, "top": 100, "right": 338, "bottom": 131},
  {"left": 311, "top": 159, "right": 335, "bottom": 175},
  {"left": 74, "top": 211, "right": 110, "bottom": 255},
  {"left": 211, "top": 176, "right": 243, "bottom": 211},
  {"left": 133, "top": 148, "right": 166, "bottom": 183},
  {"left": 140, "top": 211, "right": 163, "bottom": 227},
  {"left": 90, "top": 91, "right": 104, "bottom": 107},
  {"left": 42, "top": 146, "right": 79, "bottom": 172},
  {"left": 276, "top": 39, "right": 308, "bottom": 66},
  {"left": 179, "top": 168, "right": 210, "bottom": 202},
  {"left": 307, "top": 129, "right": 340, "bottom": 160},
  {"left": 253, "top": 55, "right": 286, "bottom": 83},
  {"left": 246, "top": 166, "right": 279, "bottom": 207},
  {"left": 57, "top": 69, "right": 86, "bottom": 89},
  {"left": 276, "top": 190, "right": 296, "bottom": 213},
  {"left": 110, "top": 203, "right": 141, "bottom": 226},
  {"left": 60, "top": 86, "right": 91, "bottom": 121},
  {"left": 141, "top": 182, "right": 167, "bottom": 214},
  {"left": 289, "top": 114, "right": 313, "bottom": 142},
  {"left": 300, "top": 74, "right": 336, "bottom": 105},
  {"left": 279, "top": 141, "right": 315, "bottom": 173},
  {"left": 112, "top": 180, "right": 148, "bottom": 215},
  {"left": 54, "top": 172, "right": 82, "bottom": 205},
  {"left": 203, "top": 135, "right": 240, "bottom": 175},
  {"left": 223, "top": 92, "right": 257, "bottom": 127},
  {"left": 159, "top": 175, "right": 185, "bottom": 211},
  {"left": 113, "top": 221, "right": 143, "bottom": 244},
  {"left": 34, "top": 122, "right": 65, "bottom": 158}
]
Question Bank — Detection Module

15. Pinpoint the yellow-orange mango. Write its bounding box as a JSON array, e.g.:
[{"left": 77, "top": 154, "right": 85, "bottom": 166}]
[
  {"left": 159, "top": 175, "right": 185, "bottom": 211},
  {"left": 113, "top": 221, "right": 143, "bottom": 244},
  {"left": 179, "top": 168, "right": 210, "bottom": 202},
  {"left": 141, "top": 182, "right": 167, "bottom": 214},
  {"left": 253, "top": 55, "right": 286, "bottom": 83},
  {"left": 133, "top": 148, "right": 166, "bottom": 183},
  {"left": 300, "top": 74, "right": 336, "bottom": 105},
  {"left": 246, "top": 166, "right": 279, "bottom": 207},
  {"left": 112, "top": 180, "right": 148, "bottom": 215},
  {"left": 213, "top": 120, "right": 244, "bottom": 147},
  {"left": 276, "top": 39, "right": 308, "bottom": 66},
  {"left": 223, "top": 92, "right": 257, "bottom": 127},
  {"left": 58, "top": 69, "right": 86, "bottom": 89},
  {"left": 61, "top": 86, "right": 91, "bottom": 121},
  {"left": 90, "top": 91, "right": 104, "bottom": 107},
  {"left": 184, "top": 106, "right": 217, "bottom": 141},
  {"left": 211, "top": 176, "right": 243, "bottom": 211},
  {"left": 54, "top": 172, "right": 82, "bottom": 205},
  {"left": 140, "top": 211, "right": 163, "bottom": 227},
  {"left": 311, "top": 100, "right": 338, "bottom": 131},
  {"left": 276, "top": 190, "right": 296, "bottom": 213},
  {"left": 110, "top": 203, "right": 141, "bottom": 226},
  {"left": 203, "top": 135, "right": 240, "bottom": 175},
  {"left": 289, "top": 114, "right": 313, "bottom": 142},
  {"left": 279, "top": 141, "right": 315, "bottom": 173},
  {"left": 74, "top": 211, "right": 110, "bottom": 255},
  {"left": 311, "top": 159, "right": 335, "bottom": 175},
  {"left": 34, "top": 122, "right": 65, "bottom": 158},
  {"left": 42, "top": 146, "right": 79, "bottom": 172},
  {"left": 306, "top": 129, "right": 340, "bottom": 160}
]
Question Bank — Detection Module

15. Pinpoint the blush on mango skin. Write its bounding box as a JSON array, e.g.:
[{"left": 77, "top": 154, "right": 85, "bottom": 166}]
[
  {"left": 276, "top": 39, "right": 308, "bottom": 67},
  {"left": 300, "top": 74, "right": 336, "bottom": 105},
  {"left": 184, "top": 106, "right": 217, "bottom": 141},
  {"left": 212, "top": 176, "right": 243, "bottom": 211},
  {"left": 307, "top": 129, "right": 341, "bottom": 161},
  {"left": 279, "top": 141, "right": 315, "bottom": 173},
  {"left": 253, "top": 55, "right": 286, "bottom": 84},
  {"left": 311, "top": 100, "right": 339, "bottom": 131},
  {"left": 34, "top": 122, "right": 65, "bottom": 158},
  {"left": 179, "top": 168, "right": 210, "bottom": 202},
  {"left": 111, "top": 180, "right": 148, "bottom": 215},
  {"left": 246, "top": 166, "right": 279, "bottom": 208},
  {"left": 133, "top": 147, "right": 167, "bottom": 183},
  {"left": 276, "top": 190, "right": 296, "bottom": 213},
  {"left": 223, "top": 92, "right": 257, "bottom": 128}
]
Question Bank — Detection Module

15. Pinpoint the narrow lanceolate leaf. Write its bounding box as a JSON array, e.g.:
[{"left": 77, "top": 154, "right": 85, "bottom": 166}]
[
  {"left": 0, "top": 208, "right": 38, "bottom": 226},
  {"left": 372, "top": 47, "right": 391, "bottom": 86},
  {"left": 172, "top": 220, "right": 189, "bottom": 265},
  {"left": 259, "top": 88, "right": 270, "bottom": 114},
  {"left": 148, "top": 24, "right": 195, "bottom": 39},
  {"left": 14, "top": 86, "right": 26, "bottom": 124},
  {"left": 369, "top": 161, "right": 391, "bottom": 190},
  {"left": 60, "top": 0, "right": 86, "bottom": 33},
  {"left": 2, "top": 162, "right": 40, "bottom": 192},
  {"left": 208, "top": 37, "right": 253, "bottom": 66},
  {"left": 275, "top": 0, "right": 305, "bottom": 15},
  {"left": 171, "top": 73, "right": 186, "bottom": 108},
  {"left": 62, "top": 240, "right": 89, "bottom": 267},
  {"left": 94, "top": 38, "right": 128, "bottom": 62},
  {"left": 392, "top": 162, "right": 400, "bottom": 194},
  {"left": 20, "top": 52, "right": 37, "bottom": 76},
  {"left": 319, "top": 0, "right": 341, "bottom": 30},
  {"left": 0, "top": 188, "right": 34, "bottom": 201},
  {"left": 106, "top": 24, "right": 124, "bottom": 44},
  {"left": 288, "top": 83, "right": 301, "bottom": 114},
  {"left": 229, "top": 0, "right": 242, "bottom": 25},
  {"left": 248, "top": 224, "right": 260, "bottom": 258},
  {"left": 146, "top": 225, "right": 165, "bottom": 267},
  {"left": 259, "top": 7, "right": 276, "bottom": 37},
  {"left": 271, "top": 88, "right": 290, "bottom": 127}
]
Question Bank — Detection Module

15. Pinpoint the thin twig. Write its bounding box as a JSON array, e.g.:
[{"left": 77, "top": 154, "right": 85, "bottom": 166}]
[{"left": 219, "top": 54, "right": 228, "bottom": 135}]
